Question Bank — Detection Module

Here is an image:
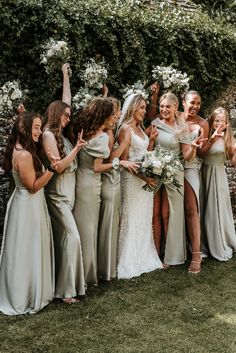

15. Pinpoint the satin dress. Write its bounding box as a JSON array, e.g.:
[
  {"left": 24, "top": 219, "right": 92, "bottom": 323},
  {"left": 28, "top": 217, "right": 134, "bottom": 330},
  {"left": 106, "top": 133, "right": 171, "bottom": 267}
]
[{"left": 0, "top": 171, "right": 54, "bottom": 315}]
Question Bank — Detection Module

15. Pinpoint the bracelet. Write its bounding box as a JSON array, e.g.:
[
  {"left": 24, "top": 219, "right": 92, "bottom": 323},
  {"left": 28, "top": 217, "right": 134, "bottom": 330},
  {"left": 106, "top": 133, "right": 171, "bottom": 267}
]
[{"left": 112, "top": 157, "right": 120, "bottom": 170}]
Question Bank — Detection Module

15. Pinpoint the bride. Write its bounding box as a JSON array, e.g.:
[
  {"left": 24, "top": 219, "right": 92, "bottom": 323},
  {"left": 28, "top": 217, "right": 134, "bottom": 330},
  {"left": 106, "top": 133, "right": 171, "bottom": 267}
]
[{"left": 117, "top": 93, "right": 163, "bottom": 279}]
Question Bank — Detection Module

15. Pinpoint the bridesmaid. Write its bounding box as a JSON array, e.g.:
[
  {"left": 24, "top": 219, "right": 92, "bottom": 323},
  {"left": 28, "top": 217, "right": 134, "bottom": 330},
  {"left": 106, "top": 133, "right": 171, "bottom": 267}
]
[
  {"left": 0, "top": 112, "right": 56, "bottom": 315},
  {"left": 179, "top": 91, "right": 209, "bottom": 273},
  {"left": 98, "top": 98, "right": 137, "bottom": 281},
  {"left": 43, "top": 100, "right": 86, "bottom": 304},
  {"left": 201, "top": 107, "right": 236, "bottom": 260},
  {"left": 149, "top": 92, "right": 203, "bottom": 268},
  {"left": 73, "top": 98, "right": 118, "bottom": 286}
]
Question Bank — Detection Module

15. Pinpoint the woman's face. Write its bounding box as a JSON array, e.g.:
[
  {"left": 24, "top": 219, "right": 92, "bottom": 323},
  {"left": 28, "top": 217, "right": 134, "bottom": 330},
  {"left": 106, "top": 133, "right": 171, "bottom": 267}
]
[
  {"left": 60, "top": 107, "right": 71, "bottom": 129},
  {"left": 213, "top": 112, "right": 226, "bottom": 131},
  {"left": 104, "top": 112, "right": 117, "bottom": 130},
  {"left": 159, "top": 98, "right": 177, "bottom": 120},
  {"left": 183, "top": 94, "right": 201, "bottom": 118},
  {"left": 133, "top": 100, "right": 146, "bottom": 123},
  {"left": 32, "top": 117, "right": 42, "bottom": 142}
]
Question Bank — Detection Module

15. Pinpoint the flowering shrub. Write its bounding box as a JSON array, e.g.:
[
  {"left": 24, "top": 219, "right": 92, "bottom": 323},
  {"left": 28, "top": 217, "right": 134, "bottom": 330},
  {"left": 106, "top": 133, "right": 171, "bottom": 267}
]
[{"left": 0, "top": 0, "right": 236, "bottom": 113}]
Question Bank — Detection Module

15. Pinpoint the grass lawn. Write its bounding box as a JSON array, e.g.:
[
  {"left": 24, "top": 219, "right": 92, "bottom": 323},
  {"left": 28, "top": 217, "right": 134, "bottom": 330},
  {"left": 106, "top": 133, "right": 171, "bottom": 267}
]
[{"left": 1, "top": 256, "right": 236, "bottom": 353}]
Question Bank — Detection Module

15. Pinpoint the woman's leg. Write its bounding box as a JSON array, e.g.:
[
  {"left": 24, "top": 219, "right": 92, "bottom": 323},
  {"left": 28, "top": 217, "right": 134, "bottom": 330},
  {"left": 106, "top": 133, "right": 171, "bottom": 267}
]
[
  {"left": 161, "top": 187, "right": 169, "bottom": 240},
  {"left": 184, "top": 179, "right": 201, "bottom": 273},
  {"left": 153, "top": 188, "right": 162, "bottom": 254}
]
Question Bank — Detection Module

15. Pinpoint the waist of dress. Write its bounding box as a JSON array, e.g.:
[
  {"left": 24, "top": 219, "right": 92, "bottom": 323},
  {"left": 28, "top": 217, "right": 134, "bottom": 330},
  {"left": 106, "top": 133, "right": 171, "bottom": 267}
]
[{"left": 202, "top": 160, "right": 225, "bottom": 166}]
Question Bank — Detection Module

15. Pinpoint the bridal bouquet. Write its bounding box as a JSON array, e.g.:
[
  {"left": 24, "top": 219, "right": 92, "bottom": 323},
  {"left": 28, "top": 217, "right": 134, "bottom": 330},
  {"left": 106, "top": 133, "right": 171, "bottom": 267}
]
[
  {"left": 152, "top": 65, "right": 190, "bottom": 95},
  {"left": 0, "top": 81, "right": 28, "bottom": 117},
  {"left": 79, "top": 58, "right": 108, "bottom": 90},
  {"left": 139, "top": 148, "right": 184, "bottom": 193},
  {"left": 40, "top": 39, "right": 70, "bottom": 74},
  {"left": 121, "top": 80, "right": 149, "bottom": 100}
]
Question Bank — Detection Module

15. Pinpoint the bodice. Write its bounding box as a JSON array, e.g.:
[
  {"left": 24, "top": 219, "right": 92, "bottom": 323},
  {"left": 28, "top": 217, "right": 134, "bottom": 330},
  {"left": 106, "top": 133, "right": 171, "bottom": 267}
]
[
  {"left": 128, "top": 128, "right": 149, "bottom": 162},
  {"left": 203, "top": 139, "right": 226, "bottom": 166}
]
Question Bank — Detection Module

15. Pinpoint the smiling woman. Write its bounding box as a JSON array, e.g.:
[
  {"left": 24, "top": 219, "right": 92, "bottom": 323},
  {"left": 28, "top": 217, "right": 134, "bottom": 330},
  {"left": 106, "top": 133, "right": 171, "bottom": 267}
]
[
  {"left": 42, "top": 100, "right": 86, "bottom": 304},
  {"left": 0, "top": 112, "right": 55, "bottom": 315}
]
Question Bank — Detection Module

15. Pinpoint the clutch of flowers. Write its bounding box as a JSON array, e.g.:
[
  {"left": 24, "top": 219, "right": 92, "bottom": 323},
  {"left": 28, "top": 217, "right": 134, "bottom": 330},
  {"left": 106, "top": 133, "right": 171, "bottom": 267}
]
[{"left": 138, "top": 148, "right": 184, "bottom": 194}]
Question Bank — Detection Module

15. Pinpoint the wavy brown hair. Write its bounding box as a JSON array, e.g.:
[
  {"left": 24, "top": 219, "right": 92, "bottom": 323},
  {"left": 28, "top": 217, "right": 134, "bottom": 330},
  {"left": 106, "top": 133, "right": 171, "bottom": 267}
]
[
  {"left": 76, "top": 97, "right": 115, "bottom": 139},
  {"left": 209, "top": 107, "right": 235, "bottom": 160},
  {"left": 2, "top": 112, "right": 43, "bottom": 173},
  {"left": 44, "top": 100, "right": 74, "bottom": 158}
]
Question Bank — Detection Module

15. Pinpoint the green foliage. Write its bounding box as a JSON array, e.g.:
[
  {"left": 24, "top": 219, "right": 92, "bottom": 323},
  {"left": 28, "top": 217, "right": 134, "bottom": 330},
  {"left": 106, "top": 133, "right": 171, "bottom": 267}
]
[{"left": 1, "top": 0, "right": 236, "bottom": 113}]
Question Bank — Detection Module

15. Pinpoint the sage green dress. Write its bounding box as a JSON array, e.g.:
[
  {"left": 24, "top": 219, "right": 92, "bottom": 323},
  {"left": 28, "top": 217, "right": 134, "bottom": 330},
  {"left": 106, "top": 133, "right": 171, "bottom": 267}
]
[
  {"left": 98, "top": 162, "right": 121, "bottom": 280},
  {"left": 201, "top": 139, "right": 236, "bottom": 261},
  {"left": 0, "top": 171, "right": 54, "bottom": 315},
  {"left": 73, "top": 132, "right": 110, "bottom": 285},
  {"left": 153, "top": 118, "right": 186, "bottom": 265},
  {"left": 184, "top": 127, "right": 202, "bottom": 211},
  {"left": 45, "top": 135, "right": 85, "bottom": 298}
]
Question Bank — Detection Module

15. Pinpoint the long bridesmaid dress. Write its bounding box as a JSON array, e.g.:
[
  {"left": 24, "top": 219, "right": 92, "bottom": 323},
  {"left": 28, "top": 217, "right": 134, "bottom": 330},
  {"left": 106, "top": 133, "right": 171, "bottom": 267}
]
[
  {"left": 73, "top": 132, "right": 110, "bottom": 285},
  {"left": 98, "top": 157, "right": 121, "bottom": 280},
  {"left": 0, "top": 171, "right": 54, "bottom": 315},
  {"left": 201, "top": 139, "right": 236, "bottom": 260},
  {"left": 45, "top": 134, "right": 85, "bottom": 298},
  {"left": 153, "top": 118, "right": 186, "bottom": 265}
]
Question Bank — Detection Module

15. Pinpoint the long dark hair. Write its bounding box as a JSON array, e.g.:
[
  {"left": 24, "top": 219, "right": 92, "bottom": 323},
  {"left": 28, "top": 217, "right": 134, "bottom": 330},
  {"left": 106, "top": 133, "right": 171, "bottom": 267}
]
[
  {"left": 44, "top": 100, "right": 74, "bottom": 158},
  {"left": 76, "top": 97, "right": 114, "bottom": 139},
  {"left": 2, "top": 112, "right": 43, "bottom": 173}
]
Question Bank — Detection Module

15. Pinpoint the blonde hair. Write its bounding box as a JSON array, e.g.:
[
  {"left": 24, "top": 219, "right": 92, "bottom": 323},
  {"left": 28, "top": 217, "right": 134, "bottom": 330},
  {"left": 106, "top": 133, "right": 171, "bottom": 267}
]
[
  {"left": 209, "top": 107, "right": 235, "bottom": 160},
  {"left": 122, "top": 94, "right": 146, "bottom": 125},
  {"left": 159, "top": 92, "right": 185, "bottom": 127}
]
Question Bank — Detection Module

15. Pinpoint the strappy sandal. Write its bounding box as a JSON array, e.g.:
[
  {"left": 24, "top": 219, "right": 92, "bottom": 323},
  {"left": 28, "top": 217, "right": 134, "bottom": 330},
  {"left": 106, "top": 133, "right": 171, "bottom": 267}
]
[
  {"left": 62, "top": 297, "right": 80, "bottom": 304},
  {"left": 188, "top": 252, "right": 202, "bottom": 274}
]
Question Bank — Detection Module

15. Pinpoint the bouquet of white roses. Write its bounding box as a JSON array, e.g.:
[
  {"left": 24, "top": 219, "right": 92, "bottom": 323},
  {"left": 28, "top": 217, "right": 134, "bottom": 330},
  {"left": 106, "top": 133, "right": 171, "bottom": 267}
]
[
  {"left": 139, "top": 148, "right": 184, "bottom": 193},
  {"left": 152, "top": 65, "right": 190, "bottom": 95},
  {"left": 72, "top": 87, "right": 99, "bottom": 112},
  {"left": 40, "top": 39, "right": 70, "bottom": 74},
  {"left": 0, "top": 81, "right": 28, "bottom": 117},
  {"left": 121, "top": 80, "right": 149, "bottom": 100},
  {"left": 79, "top": 58, "right": 107, "bottom": 90}
]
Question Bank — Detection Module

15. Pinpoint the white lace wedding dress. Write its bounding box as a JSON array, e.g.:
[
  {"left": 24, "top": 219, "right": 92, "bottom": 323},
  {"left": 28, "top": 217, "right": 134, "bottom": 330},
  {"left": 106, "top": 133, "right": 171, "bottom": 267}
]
[{"left": 117, "top": 128, "right": 163, "bottom": 279}]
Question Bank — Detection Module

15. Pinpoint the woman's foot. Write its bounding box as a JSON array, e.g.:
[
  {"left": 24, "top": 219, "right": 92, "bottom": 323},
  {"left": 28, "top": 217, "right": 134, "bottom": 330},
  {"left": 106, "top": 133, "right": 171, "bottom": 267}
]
[
  {"left": 188, "top": 252, "right": 202, "bottom": 274},
  {"left": 163, "top": 263, "right": 170, "bottom": 270},
  {"left": 62, "top": 297, "right": 80, "bottom": 304}
]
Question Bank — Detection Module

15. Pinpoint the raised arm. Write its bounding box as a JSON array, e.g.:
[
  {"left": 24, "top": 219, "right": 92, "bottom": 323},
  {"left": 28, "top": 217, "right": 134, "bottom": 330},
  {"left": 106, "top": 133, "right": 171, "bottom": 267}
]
[
  {"left": 62, "top": 63, "right": 72, "bottom": 106},
  {"left": 146, "top": 82, "right": 160, "bottom": 121},
  {"left": 42, "top": 130, "right": 85, "bottom": 174}
]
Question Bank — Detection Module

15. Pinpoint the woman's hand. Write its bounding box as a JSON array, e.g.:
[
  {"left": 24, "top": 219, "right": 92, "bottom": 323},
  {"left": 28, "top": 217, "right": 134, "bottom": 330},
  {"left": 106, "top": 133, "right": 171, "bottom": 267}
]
[
  {"left": 149, "top": 125, "right": 159, "bottom": 142},
  {"left": 47, "top": 148, "right": 61, "bottom": 171},
  {"left": 191, "top": 131, "right": 208, "bottom": 149},
  {"left": 75, "top": 129, "right": 86, "bottom": 151},
  {"left": 17, "top": 103, "right": 26, "bottom": 114},
  {"left": 62, "top": 62, "right": 72, "bottom": 77},
  {"left": 120, "top": 160, "right": 139, "bottom": 174},
  {"left": 150, "top": 82, "right": 160, "bottom": 97},
  {"left": 143, "top": 176, "right": 156, "bottom": 188},
  {"left": 209, "top": 121, "right": 229, "bottom": 144},
  {"left": 101, "top": 83, "right": 109, "bottom": 97}
]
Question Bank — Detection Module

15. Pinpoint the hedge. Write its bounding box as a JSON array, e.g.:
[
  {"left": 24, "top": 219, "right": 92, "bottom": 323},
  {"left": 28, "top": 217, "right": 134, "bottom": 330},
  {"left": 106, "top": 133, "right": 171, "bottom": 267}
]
[{"left": 1, "top": 0, "right": 236, "bottom": 113}]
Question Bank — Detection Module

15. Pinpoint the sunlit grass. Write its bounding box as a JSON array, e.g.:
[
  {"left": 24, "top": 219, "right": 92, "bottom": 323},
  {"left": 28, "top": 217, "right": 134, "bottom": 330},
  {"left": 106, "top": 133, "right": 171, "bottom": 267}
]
[{"left": 1, "top": 256, "right": 236, "bottom": 353}]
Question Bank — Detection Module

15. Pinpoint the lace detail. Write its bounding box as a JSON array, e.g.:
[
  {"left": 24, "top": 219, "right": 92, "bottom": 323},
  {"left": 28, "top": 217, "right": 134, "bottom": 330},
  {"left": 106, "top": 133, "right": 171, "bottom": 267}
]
[{"left": 117, "top": 128, "right": 163, "bottom": 279}]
